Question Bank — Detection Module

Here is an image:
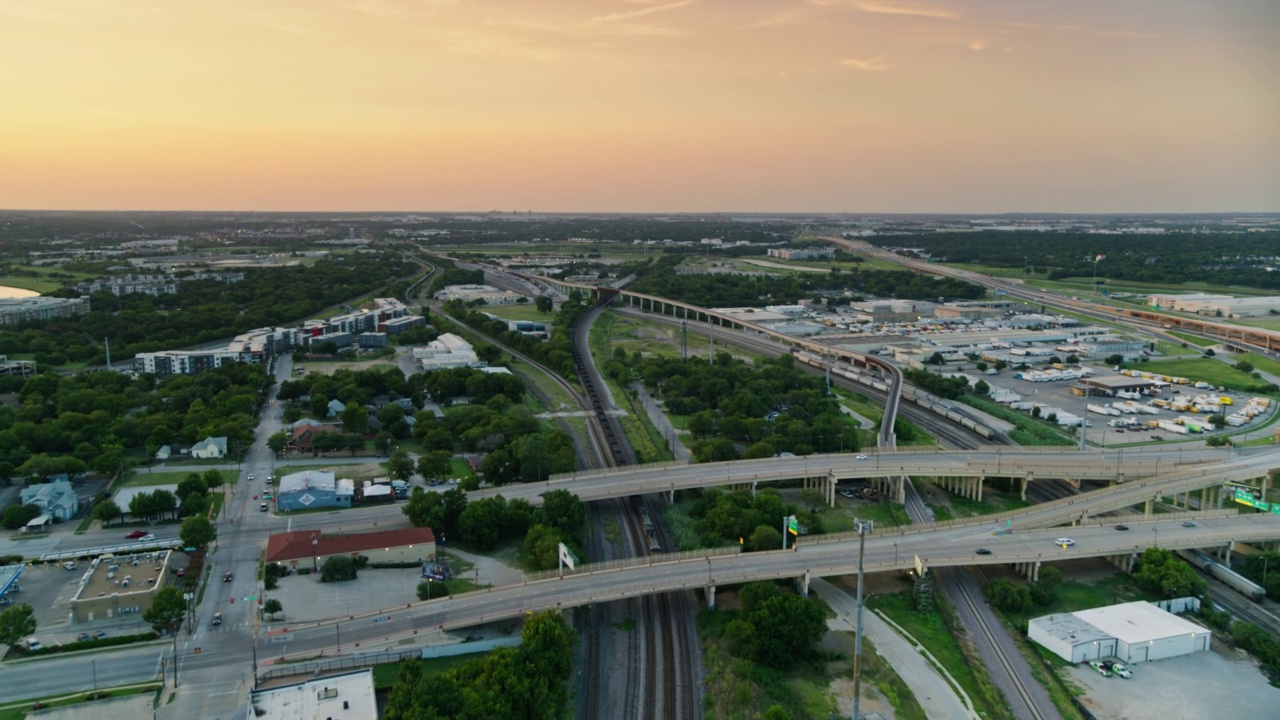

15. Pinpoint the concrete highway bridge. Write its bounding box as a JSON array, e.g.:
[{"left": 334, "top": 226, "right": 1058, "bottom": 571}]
[
  {"left": 262, "top": 511, "right": 1280, "bottom": 665},
  {"left": 471, "top": 446, "right": 1278, "bottom": 513},
  {"left": 257, "top": 446, "right": 1280, "bottom": 666}
]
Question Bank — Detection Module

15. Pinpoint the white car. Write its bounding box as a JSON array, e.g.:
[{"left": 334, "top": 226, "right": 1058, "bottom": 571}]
[
  {"left": 1055, "top": 537, "right": 1075, "bottom": 547},
  {"left": 138, "top": 534, "right": 156, "bottom": 542},
  {"left": 855, "top": 455, "right": 869, "bottom": 460},
  {"left": 1111, "top": 662, "right": 1132, "bottom": 679}
]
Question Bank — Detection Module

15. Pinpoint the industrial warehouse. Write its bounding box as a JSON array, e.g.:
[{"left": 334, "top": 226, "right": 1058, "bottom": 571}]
[{"left": 1029, "top": 601, "right": 1210, "bottom": 664}]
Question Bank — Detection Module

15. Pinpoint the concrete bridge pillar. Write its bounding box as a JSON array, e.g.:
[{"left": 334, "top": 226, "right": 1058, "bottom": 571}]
[
  {"left": 1032, "top": 560, "right": 1041, "bottom": 582},
  {"left": 706, "top": 585, "right": 716, "bottom": 610},
  {"left": 668, "top": 489, "right": 675, "bottom": 504},
  {"left": 827, "top": 475, "right": 836, "bottom": 508},
  {"left": 1020, "top": 476, "right": 1029, "bottom": 502},
  {"left": 976, "top": 477, "right": 985, "bottom": 502},
  {"left": 1225, "top": 541, "right": 1235, "bottom": 567},
  {"left": 801, "top": 571, "right": 811, "bottom": 599},
  {"left": 752, "top": 481, "right": 758, "bottom": 499},
  {"left": 1144, "top": 498, "right": 1154, "bottom": 518},
  {"left": 896, "top": 476, "right": 906, "bottom": 504},
  {"left": 1064, "top": 477, "right": 1081, "bottom": 490}
]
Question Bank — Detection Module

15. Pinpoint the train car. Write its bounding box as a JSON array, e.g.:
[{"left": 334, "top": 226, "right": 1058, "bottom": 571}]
[
  {"left": 1208, "top": 563, "right": 1265, "bottom": 601},
  {"left": 1176, "top": 549, "right": 1265, "bottom": 601}
]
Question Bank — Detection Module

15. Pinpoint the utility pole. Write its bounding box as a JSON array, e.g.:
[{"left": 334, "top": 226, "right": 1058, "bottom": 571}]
[{"left": 852, "top": 518, "right": 873, "bottom": 720}]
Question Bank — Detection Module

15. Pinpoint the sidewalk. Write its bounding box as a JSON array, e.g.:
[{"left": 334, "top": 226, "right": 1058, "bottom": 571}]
[
  {"left": 630, "top": 382, "right": 692, "bottom": 463},
  {"left": 812, "top": 578, "right": 980, "bottom": 720}
]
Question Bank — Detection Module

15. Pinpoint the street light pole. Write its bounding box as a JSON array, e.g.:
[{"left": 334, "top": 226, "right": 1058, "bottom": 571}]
[
  {"left": 852, "top": 518, "right": 874, "bottom": 720},
  {"left": 311, "top": 535, "right": 319, "bottom": 573}
]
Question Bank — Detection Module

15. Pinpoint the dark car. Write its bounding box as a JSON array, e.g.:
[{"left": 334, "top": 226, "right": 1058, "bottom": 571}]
[
  {"left": 223, "top": 571, "right": 233, "bottom": 582},
  {"left": 210, "top": 613, "right": 223, "bottom": 627},
  {"left": 93, "top": 630, "right": 107, "bottom": 640},
  {"left": 76, "top": 632, "right": 91, "bottom": 642},
  {"left": 975, "top": 548, "right": 993, "bottom": 555},
  {"left": 124, "top": 530, "right": 149, "bottom": 539},
  {"left": 1114, "top": 525, "right": 1129, "bottom": 531},
  {"left": 1183, "top": 521, "right": 1196, "bottom": 528}
]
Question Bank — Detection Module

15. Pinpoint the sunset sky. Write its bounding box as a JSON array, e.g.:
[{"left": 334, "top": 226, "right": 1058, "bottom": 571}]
[{"left": 1, "top": 0, "right": 1276, "bottom": 213}]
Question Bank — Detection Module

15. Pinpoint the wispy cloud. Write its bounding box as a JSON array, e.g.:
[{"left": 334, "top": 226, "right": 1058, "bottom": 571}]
[
  {"left": 592, "top": 0, "right": 694, "bottom": 23},
  {"left": 839, "top": 55, "right": 892, "bottom": 71},
  {"left": 968, "top": 40, "right": 986, "bottom": 51},
  {"left": 851, "top": 1, "right": 955, "bottom": 20}
]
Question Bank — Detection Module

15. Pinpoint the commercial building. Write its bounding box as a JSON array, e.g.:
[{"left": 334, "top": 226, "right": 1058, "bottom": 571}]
[
  {"left": 0, "top": 296, "right": 91, "bottom": 325},
  {"left": 767, "top": 247, "right": 835, "bottom": 261},
  {"left": 434, "top": 284, "right": 524, "bottom": 304},
  {"left": 1149, "top": 293, "right": 1280, "bottom": 319},
  {"left": 247, "top": 669, "right": 377, "bottom": 720},
  {"left": 0, "top": 355, "right": 36, "bottom": 379},
  {"left": 275, "top": 470, "right": 355, "bottom": 512},
  {"left": 264, "top": 527, "right": 436, "bottom": 569},
  {"left": 1029, "top": 601, "right": 1210, "bottom": 664},
  {"left": 69, "top": 551, "right": 172, "bottom": 623},
  {"left": 413, "top": 333, "right": 483, "bottom": 371}
]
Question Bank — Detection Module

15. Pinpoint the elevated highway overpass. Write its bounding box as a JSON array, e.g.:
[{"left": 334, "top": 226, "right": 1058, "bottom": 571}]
[
  {"left": 260, "top": 512, "right": 1280, "bottom": 669},
  {"left": 471, "top": 446, "right": 1275, "bottom": 511}
]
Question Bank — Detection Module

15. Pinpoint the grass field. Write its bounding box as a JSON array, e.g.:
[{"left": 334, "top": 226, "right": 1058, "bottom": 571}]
[
  {"left": 480, "top": 304, "right": 558, "bottom": 323},
  {"left": 120, "top": 469, "right": 237, "bottom": 488},
  {"left": 1142, "top": 357, "right": 1273, "bottom": 391},
  {"left": 1167, "top": 331, "right": 1218, "bottom": 348}
]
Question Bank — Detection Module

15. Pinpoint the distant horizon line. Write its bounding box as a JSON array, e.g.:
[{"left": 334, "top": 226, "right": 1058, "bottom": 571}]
[{"left": 2, "top": 208, "right": 1278, "bottom": 217}]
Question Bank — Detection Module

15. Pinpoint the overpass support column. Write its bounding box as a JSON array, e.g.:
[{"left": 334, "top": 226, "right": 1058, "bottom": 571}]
[
  {"left": 1144, "top": 498, "right": 1154, "bottom": 518},
  {"left": 752, "top": 481, "right": 758, "bottom": 499},
  {"left": 1225, "top": 541, "right": 1235, "bottom": 567},
  {"left": 1033, "top": 560, "right": 1040, "bottom": 582},
  {"left": 896, "top": 476, "right": 906, "bottom": 504},
  {"left": 1020, "top": 476, "right": 1029, "bottom": 502},
  {"left": 706, "top": 584, "right": 716, "bottom": 610},
  {"left": 828, "top": 476, "right": 836, "bottom": 508},
  {"left": 801, "top": 571, "right": 811, "bottom": 599},
  {"left": 668, "top": 489, "right": 675, "bottom": 504},
  {"left": 977, "top": 477, "right": 985, "bottom": 503}
]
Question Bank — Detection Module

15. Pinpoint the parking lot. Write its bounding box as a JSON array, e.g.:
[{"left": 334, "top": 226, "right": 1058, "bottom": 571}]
[
  {"left": 981, "top": 367, "right": 1269, "bottom": 447},
  {"left": 3, "top": 552, "right": 188, "bottom": 648},
  {"left": 1069, "top": 640, "right": 1280, "bottom": 720}
]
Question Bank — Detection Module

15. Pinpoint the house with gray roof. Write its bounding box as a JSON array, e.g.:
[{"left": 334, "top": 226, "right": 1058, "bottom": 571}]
[{"left": 191, "top": 436, "right": 227, "bottom": 460}]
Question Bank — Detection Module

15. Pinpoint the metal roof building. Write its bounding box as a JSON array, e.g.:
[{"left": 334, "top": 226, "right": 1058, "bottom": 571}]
[{"left": 1029, "top": 601, "right": 1209, "bottom": 664}]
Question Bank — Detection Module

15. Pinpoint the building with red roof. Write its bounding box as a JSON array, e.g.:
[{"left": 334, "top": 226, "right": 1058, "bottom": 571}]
[{"left": 265, "top": 527, "right": 436, "bottom": 569}]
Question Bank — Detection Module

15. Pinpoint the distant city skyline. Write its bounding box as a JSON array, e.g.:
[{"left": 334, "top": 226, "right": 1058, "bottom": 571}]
[{"left": 1, "top": 1, "right": 1276, "bottom": 213}]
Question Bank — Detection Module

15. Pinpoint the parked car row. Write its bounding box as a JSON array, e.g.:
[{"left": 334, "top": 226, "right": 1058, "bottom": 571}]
[{"left": 1087, "top": 659, "right": 1132, "bottom": 679}]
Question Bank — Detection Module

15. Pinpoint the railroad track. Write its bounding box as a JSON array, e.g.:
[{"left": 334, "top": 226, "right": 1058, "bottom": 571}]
[
  {"left": 570, "top": 298, "right": 701, "bottom": 720},
  {"left": 957, "top": 567, "right": 1048, "bottom": 720}
]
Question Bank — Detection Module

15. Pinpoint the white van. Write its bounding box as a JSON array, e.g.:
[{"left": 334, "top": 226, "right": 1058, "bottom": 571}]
[{"left": 26, "top": 638, "right": 42, "bottom": 651}]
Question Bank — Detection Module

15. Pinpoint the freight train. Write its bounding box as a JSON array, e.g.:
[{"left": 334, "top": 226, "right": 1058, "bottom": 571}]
[{"left": 1176, "top": 549, "right": 1266, "bottom": 601}]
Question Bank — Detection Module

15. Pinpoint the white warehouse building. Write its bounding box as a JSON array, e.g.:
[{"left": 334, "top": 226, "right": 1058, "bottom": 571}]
[{"left": 1029, "top": 601, "right": 1210, "bottom": 664}]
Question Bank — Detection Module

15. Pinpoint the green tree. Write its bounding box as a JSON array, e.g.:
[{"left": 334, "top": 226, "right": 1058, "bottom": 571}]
[
  {"left": 92, "top": 500, "right": 122, "bottom": 527},
  {"left": 202, "top": 469, "right": 225, "bottom": 491},
  {"left": 535, "top": 295, "right": 554, "bottom": 313},
  {"left": 267, "top": 430, "right": 289, "bottom": 457},
  {"left": 320, "top": 555, "right": 358, "bottom": 582},
  {"left": 1135, "top": 548, "right": 1207, "bottom": 599},
  {"left": 687, "top": 411, "right": 716, "bottom": 439},
  {"left": 926, "top": 351, "right": 946, "bottom": 365},
  {"left": 387, "top": 449, "right": 415, "bottom": 483},
  {"left": 742, "top": 592, "right": 827, "bottom": 668},
  {"left": 152, "top": 489, "right": 178, "bottom": 521},
  {"left": 401, "top": 487, "right": 446, "bottom": 530},
  {"left": 0, "top": 603, "right": 37, "bottom": 647},
  {"left": 179, "top": 515, "right": 217, "bottom": 551},
  {"left": 1, "top": 504, "right": 42, "bottom": 530},
  {"left": 176, "top": 473, "right": 207, "bottom": 502},
  {"left": 523, "top": 524, "right": 564, "bottom": 571},
  {"left": 143, "top": 587, "right": 187, "bottom": 633},
  {"left": 537, "top": 489, "right": 585, "bottom": 539},
  {"left": 416, "top": 450, "right": 453, "bottom": 481},
  {"left": 748, "top": 524, "right": 782, "bottom": 552},
  {"left": 263, "top": 598, "right": 283, "bottom": 621},
  {"left": 987, "top": 579, "right": 1033, "bottom": 612},
  {"left": 417, "top": 580, "right": 449, "bottom": 601},
  {"left": 974, "top": 379, "right": 990, "bottom": 396}
]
